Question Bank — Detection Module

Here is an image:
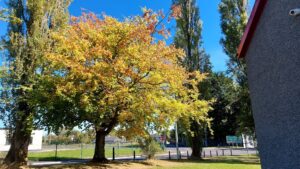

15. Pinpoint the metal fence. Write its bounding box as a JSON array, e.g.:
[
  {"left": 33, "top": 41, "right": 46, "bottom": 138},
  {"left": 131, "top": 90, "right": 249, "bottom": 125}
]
[{"left": 26, "top": 142, "right": 142, "bottom": 161}]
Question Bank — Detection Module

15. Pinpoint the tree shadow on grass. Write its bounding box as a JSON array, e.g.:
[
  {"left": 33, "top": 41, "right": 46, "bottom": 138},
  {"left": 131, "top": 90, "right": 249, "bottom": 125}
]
[
  {"left": 29, "top": 160, "right": 156, "bottom": 169},
  {"left": 28, "top": 156, "right": 260, "bottom": 168},
  {"left": 163, "top": 155, "right": 260, "bottom": 165},
  {"left": 29, "top": 157, "right": 84, "bottom": 161},
  {"left": 123, "top": 145, "right": 140, "bottom": 149}
]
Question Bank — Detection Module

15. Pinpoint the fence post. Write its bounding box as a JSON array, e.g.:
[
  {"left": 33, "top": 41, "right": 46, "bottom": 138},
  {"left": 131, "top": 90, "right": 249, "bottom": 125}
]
[
  {"left": 203, "top": 151, "right": 205, "bottom": 158},
  {"left": 55, "top": 143, "right": 58, "bottom": 160},
  {"left": 216, "top": 150, "right": 218, "bottom": 156},
  {"left": 246, "top": 146, "right": 249, "bottom": 156},
  {"left": 187, "top": 151, "right": 189, "bottom": 159},
  {"left": 169, "top": 151, "right": 171, "bottom": 160},
  {"left": 80, "top": 143, "right": 83, "bottom": 159},
  {"left": 222, "top": 149, "right": 224, "bottom": 156},
  {"left": 113, "top": 147, "right": 115, "bottom": 161},
  {"left": 133, "top": 150, "right": 136, "bottom": 161},
  {"left": 230, "top": 148, "right": 233, "bottom": 156},
  {"left": 210, "top": 150, "right": 212, "bottom": 157}
]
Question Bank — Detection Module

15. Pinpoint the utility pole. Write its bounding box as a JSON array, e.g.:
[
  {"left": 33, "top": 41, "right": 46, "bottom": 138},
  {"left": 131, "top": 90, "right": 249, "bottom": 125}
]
[
  {"left": 204, "top": 123, "right": 208, "bottom": 147},
  {"left": 80, "top": 130, "right": 83, "bottom": 159},
  {"left": 175, "top": 121, "right": 179, "bottom": 160}
]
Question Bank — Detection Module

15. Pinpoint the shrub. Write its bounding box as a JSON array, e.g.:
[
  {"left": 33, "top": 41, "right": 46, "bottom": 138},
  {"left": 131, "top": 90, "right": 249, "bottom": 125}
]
[{"left": 138, "top": 137, "right": 162, "bottom": 159}]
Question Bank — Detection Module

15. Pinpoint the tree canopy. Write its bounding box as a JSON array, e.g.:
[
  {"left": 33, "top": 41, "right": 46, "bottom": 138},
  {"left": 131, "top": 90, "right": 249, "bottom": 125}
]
[
  {"left": 35, "top": 13, "right": 211, "bottom": 161},
  {"left": 219, "top": 0, "right": 255, "bottom": 135}
]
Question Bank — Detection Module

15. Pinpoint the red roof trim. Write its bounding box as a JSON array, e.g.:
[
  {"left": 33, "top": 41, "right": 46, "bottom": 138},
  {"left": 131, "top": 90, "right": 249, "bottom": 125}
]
[{"left": 238, "top": 0, "right": 268, "bottom": 58}]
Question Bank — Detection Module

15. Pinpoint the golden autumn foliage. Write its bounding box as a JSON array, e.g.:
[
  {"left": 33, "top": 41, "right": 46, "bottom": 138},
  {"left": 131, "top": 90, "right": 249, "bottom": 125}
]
[{"left": 43, "top": 13, "right": 211, "bottom": 139}]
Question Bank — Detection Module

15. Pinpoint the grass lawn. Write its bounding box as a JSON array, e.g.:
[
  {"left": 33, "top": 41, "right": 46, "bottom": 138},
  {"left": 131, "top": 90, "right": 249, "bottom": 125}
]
[
  {"left": 27, "top": 155, "right": 261, "bottom": 169},
  {"left": 28, "top": 147, "right": 142, "bottom": 161}
]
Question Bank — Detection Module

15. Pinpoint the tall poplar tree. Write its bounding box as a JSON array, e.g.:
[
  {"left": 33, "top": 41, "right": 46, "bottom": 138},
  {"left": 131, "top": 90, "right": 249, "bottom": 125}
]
[
  {"left": 173, "top": 0, "right": 209, "bottom": 158},
  {"left": 1, "top": 0, "right": 70, "bottom": 165},
  {"left": 173, "top": 0, "right": 202, "bottom": 72},
  {"left": 219, "top": 0, "right": 255, "bottom": 135},
  {"left": 0, "top": 9, "right": 6, "bottom": 21}
]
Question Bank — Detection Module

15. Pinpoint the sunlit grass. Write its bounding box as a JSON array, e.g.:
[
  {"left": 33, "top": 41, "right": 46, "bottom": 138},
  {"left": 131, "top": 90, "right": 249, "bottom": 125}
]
[{"left": 29, "top": 147, "right": 142, "bottom": 161}]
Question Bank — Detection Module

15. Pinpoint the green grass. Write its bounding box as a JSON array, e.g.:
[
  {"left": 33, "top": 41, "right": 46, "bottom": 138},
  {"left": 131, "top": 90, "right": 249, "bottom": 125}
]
[{"left": 28, "top": 147, "right": 142, "bottom": 161}]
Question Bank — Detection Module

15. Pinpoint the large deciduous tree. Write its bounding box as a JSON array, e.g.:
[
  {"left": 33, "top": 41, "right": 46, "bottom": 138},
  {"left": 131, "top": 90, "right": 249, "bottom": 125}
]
[
  {"left": 38, "top": 13, "right": 211, "bottom": 162},
  {"left": 219, "top": 0, "right": 255, "bottom": 135},
  {"left": 0, "top": 0, "right": 70, "bottom": 166},
  {"left": 172, "top": 0, "right": 210, "bottom": 158}
]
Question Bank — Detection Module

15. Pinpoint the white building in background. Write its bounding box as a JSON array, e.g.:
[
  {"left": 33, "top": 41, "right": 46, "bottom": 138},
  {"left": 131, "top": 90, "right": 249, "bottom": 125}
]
[{"left": 0, "top": 129, "right": 43, "bottom": 151}]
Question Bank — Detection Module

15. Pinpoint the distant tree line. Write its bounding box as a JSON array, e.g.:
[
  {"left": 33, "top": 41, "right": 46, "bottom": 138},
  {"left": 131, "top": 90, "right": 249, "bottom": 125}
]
[{"left": 44, "top": 129, "right": 95, "bottom": 145}]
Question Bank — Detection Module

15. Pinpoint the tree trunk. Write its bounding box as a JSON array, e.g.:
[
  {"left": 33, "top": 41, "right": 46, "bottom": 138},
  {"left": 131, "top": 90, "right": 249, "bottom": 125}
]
[
  {"left": 190, "top": 134, "right": 202, "bottom": 158},
  {"left": 190, "top": 122, "right": 203, "bottom": 159},
  {"left": 92, "top": 130, "right": 108, "bottom": 163},
  {"left": 3, "top": 100, "right": 33, "bottom": 166},
  {"left": 3, "top": 127, "right": 31, "bottom": 166}
]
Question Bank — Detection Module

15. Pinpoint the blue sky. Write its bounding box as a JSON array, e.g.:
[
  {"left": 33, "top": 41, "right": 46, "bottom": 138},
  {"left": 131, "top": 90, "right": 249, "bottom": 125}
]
[{"left": 0, "top": 0, "right": 254, "bottom": 72}]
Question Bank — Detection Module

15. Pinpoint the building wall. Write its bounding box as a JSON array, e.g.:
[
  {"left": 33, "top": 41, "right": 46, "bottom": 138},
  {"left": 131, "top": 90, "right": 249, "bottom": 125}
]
[
  {"left": 29, "top": 130, "right": 43, "bottom": 150},
  {"left": 0, "top": 130, "right": 43, "bottom": 151},
  {"left": 0, "top": 130, "right": 7, "bottom": 147},
  {"left": 245, "top": 1, "right": 300, "bottom": 169}
]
